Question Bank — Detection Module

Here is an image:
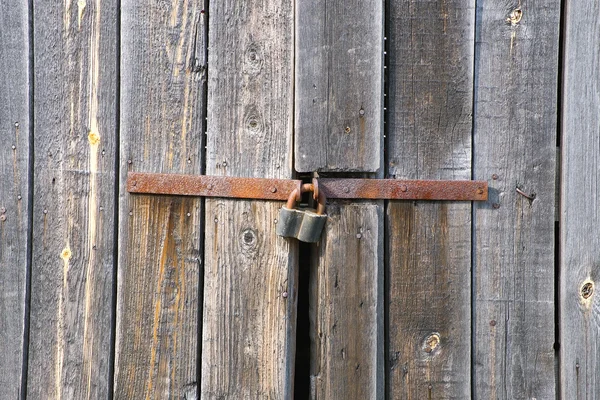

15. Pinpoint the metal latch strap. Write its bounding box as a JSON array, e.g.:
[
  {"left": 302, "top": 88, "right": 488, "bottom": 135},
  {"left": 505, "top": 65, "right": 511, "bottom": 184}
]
[{"left": 127, "top": 172, "right": 488, "bottom": 201}]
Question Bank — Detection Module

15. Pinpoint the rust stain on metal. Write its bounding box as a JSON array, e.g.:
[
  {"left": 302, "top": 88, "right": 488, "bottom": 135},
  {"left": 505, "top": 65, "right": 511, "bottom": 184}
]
[
  {"left": 319, "top": 178, "right": 488, "bottom": 201},
  {"left": 127, "top": 173, "right": 488, "bottom": 202},
  {"left": 127, "top": 172, "right": 302, "bottom": 201}
]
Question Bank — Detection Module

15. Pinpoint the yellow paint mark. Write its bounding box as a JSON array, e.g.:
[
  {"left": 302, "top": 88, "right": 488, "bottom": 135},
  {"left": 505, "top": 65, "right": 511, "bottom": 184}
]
[
  {"left": 88, "top": 131, "right": 100, "bottom": 145},
  {"left": 77, "top": 0, "right": 86, "bottom": 29}
]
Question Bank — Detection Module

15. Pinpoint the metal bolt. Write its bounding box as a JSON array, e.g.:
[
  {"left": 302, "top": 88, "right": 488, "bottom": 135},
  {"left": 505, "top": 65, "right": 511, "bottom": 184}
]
[
  {"left": 492, "top": 203, "right": 500, "bottom": 209},
  {"left": 0, "top": 215, "right": 5, "bottom": 222},
  {"left": 282, "top": 291, "right": 288, "bottom": 298},
  {"left": 400, "top": 185, "right": 408, "bottom": 192},
  {"left": 492, "top": 174, "right": 499, "bottom": 180},
  {"left": 207, "top": 184, "right": 213, "bottom": 190},
  {"left": 581, "top": 282, "right": 594, "bottom": 299},
  {"left": 344, "top": 187, "right": 350, "bottom": 193},
  {"left": 270, "top": 187, "right": 277, "bottom": 193},
  {"left": 477, "top": 188, "right": 484, "bottom": 194}
]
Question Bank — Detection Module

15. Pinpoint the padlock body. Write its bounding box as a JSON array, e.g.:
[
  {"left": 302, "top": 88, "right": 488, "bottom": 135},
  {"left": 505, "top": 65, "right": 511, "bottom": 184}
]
[{"left": 276, "top": 206, "right": 327, "bottom": 243}]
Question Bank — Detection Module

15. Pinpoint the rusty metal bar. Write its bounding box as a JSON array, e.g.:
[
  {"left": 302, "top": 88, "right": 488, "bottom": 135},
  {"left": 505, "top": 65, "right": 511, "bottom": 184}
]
[
  {"left": 319, "top": 178, "right": 488, "bottom": 201},
  {"left": 127, "top": 172, "right": 488, "bottom": 201},
  {"left": 127, "top": 172, "right": 302, "bottom": 201}
]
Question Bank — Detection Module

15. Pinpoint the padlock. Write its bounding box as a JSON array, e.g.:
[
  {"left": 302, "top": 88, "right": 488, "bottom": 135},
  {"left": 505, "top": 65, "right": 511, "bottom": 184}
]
[{"left": 276, "top": 181, "right": 327, "bottom": 243}]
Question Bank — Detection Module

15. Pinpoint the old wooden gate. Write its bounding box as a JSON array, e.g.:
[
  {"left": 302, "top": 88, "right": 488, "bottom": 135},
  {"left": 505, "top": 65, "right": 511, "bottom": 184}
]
[{"left": 1, "top": 0, "right": 598, "bottom": 398}]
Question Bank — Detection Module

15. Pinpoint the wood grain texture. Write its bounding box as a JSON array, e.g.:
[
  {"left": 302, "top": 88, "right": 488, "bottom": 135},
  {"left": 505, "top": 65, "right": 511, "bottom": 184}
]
[
  {"left": 201, "top": 1, "right": 297, "bottom": 398},
  {"left": 386, "top": 0, "right": 474, "bottom": 397},
  {"left": 0, "top": 2, "right": 30, "bottom": 398},
  {"left": 561, "top": 0, "right": 600, "bottom": 396},
  {"left": 473, "top": 0, "right": 559, "bottom": 398},
  {"left": 309, "top": 203, "right": 384, "bottom": 399},
  {"left": 27, "top": 0, "right": 117, "bottom": 398},
  {"left": 115, "top": 1, "right": 205, "bottom": 398},
  {"left": 295, "top": 0, "right": 383, "bottom": 172}
]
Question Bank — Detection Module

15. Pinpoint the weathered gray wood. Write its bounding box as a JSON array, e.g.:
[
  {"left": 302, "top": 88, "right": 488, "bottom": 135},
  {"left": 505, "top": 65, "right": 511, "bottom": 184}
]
[
  {"left": 386, "top": 0, "right": 474, "bottom": 397},
  {"left": 561, "top": 0, "right": 600, "bottom": 396},
  {"left": 473, "top": 1, "right": 559, "bottom": 398},
  {"left": 295, "top": 0, "right": 383, "bottom": 172},
  {"left": 27, "top": 1, "right": 117, "bottom": 398},
  {"left": 115, "top": 1, "right": 205, "bottom": 398},
  {"left": 0, "top": 2, "right": 30, "bottom": 398},
  {"left": 309, "top": 203, "right": 384, "bottom": 399},
  {"left": 200, "top": 1, "right": 297, "bottom": 398}
]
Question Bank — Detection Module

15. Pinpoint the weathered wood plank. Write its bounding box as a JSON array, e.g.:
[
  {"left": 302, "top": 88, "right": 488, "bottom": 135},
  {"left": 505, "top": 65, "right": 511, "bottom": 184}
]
[
  {"left": 200, "top": 1, "right": 297, "bottom": 398},
  {"left": 473, "top": 1, "right": 559, "bottom": 398},
  {"left": 27, "top": 1, "right": 117, "bottom": 398},
  {"left": 0, "top": 2, "right": 30, "bottom": 398},
  {"left": 561, "top": 0, "right": 600, "bottom": 396},
  {"left": 295, "top": 0, "right": 383, "bottom": 172},
  {"left": 115, "top": 1, "right": 205, "bottom": 398},
  {"left": 386, "top": 0, "right": 474, "bottom": 397},
  {"left": 309, "top": 203, "right": 384, "bottom": 399}
]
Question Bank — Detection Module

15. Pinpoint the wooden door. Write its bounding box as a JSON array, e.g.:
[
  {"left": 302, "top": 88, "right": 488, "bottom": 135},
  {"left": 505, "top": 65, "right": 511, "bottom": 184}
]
[{"left": 3, "top": 0, "right": 600, "bottom": 399}]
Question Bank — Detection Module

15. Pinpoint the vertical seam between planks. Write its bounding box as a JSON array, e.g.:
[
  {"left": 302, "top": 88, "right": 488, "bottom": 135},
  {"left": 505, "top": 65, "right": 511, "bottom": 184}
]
[
  {"left": 197, "top": 0, "right": 210, "bottom": 394},
  {"left": 108, "top": 2, "right": 122, "bottom": 399},
  {"left": 470, "top": 0, "right": 479, "bottom": 397},
  {"left": 20, "top": 0, "right": 35, "bottom": 397}
]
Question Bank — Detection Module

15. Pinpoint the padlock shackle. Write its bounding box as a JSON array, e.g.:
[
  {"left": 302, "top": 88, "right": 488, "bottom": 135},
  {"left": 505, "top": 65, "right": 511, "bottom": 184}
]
[{"left": 285, "top": 183, "right": 327, "bottom": 215}]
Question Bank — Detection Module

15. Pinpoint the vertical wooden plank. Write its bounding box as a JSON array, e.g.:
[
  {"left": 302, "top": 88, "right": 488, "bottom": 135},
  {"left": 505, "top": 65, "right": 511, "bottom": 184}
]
[
  {"left": 473, "top": 1, "right": 559, "bottom": 398},
  {"left": 561, "top": 0, "right": 600, "bottom": 396},
  {"left": 27, "top": 0, "right": 117, "bottom": 398},
  {"left": 0, "top": 2, "right": 30, "bottom": 398},
  {"left": 296, "top": 2, "right": 385, "bottom": 399},
  {"left": 309, "top": 203, "right": 384, "bottom": 399},
  {"left": 386, "top": 0, "right": 474, "bottom": 397},
  {"left": 295, "top": 0, "right": 383, "bottom": 172},
  {"left": 201, "top": 1, "right": 297, "bottom": 398},
  {"left": 115, "top": 1, "right": 205, "bottom": 398}
]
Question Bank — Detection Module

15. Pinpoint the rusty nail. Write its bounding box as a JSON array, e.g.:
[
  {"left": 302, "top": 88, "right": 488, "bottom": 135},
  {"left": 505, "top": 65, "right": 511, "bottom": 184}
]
[
  {"left": 282, "top": 291, "right": 288, "bottom": 298},
  {"left": 271, "top": 187, "right": 277, "bottom": 193},
  {"left": 344, "top": 126, "right": 351, "bottom": 134},
  {"left": 492, "top": 174, "right": 499, "bottom": 180},
  {"left": 490, "top": 320, "right": 496, "bottom": 326},
  {"left": 132, "top": 180, "right": 137, "bottom": 186},
  {"left": 400, "top": 185, "right": 408, "bottom": 192},
  {"left": 477, "top": 188, "right": 484, "bottom": 194},
  {"left": 516, "top": 187, "right": 535, "bottom": 200},
  {"left": 344, "top": 187, "right": 350, "bottom": 193},
  {"left": 207, "top": 184, "right": 213, "bottom": 190},
  {"left": 492, "top": 203, "right": 500, "bottom": 209},
  {"left": 0, "top": 215, "right": 5, "bottom": 222}
]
